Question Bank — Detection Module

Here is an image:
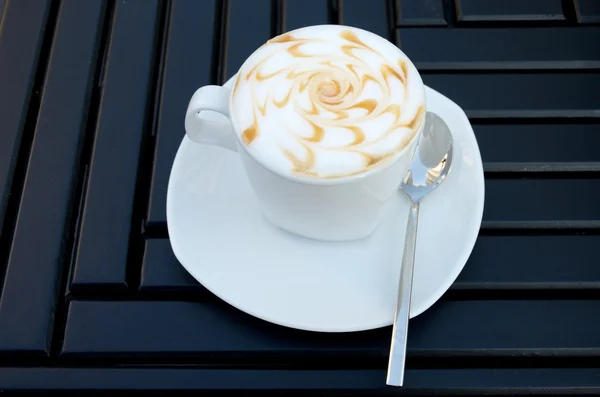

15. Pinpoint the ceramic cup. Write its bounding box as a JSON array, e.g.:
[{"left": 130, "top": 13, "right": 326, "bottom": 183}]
[{"left": 184, "top": 25, "right": 431, "bottom": 242}]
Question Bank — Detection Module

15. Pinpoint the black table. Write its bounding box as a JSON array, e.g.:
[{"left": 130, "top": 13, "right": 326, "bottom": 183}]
[{"left": 1, "top": 0, "right": 600, "bottom": 394}]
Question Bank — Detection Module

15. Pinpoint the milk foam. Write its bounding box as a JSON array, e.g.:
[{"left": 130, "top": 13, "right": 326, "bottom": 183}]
[{"left": 231, "top": 25, "right": 426, "bottom": 179}]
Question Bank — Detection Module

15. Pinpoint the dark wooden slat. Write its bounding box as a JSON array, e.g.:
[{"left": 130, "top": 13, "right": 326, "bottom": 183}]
[
  {"left": 485, "top": 179, "right": 600, "bottom": 223},
  {"left": 475, "top": 124, "right": 600, "bottom": 163},
  {"left": 482, "top": 220, "right": 600, "bottom": 231},
  {"left": 0, "top": 0, "right": 5, "bottom": 17},
  {"left": 456, "top": 0, "right": 565, "bottom": 22},
  {"left": 146, "top": 0, "right": 218, "bottom": 228},
  {"left": 422, "top": 73, "right": 600, "bottom": 118},
  {"left": 62, "top": 300, "right": 600, "bottom": 357},
  {"left": 396, "top": 0, "right": 446, "bottom": 26},
  {"left": 139, "top": 239, "right": 208, "bottom": 294},
  {"left": 70, "top": 0, "right": 161, "bottom": 290},
  {"left": 484, "top": 162, "right": 600, "bottom": 174},
  {"left": 339, "top": 0, "right": 391, "bottom": 41},
  {"left": 398, "top": 27, "right": 600, "bottom": 70},
  {"left": 575, "top": 0, "right": 600, "bottom": 23},
  {"left": 0, "top": 0, "right": 105, "bottom": 354},
  {"left": 139, "top": 235, "right": 600, "bottom": 294},
  {"left": 0, "top": 0, "right": 52, "bottom": 236},
  {"left": 225, "top": 0, "right": 273, "bottom": 80},
  {"left": 283, "top": 0, "right": 329, "bottom": 32},
  {"left": 455, "top": 235, "right": 600, "bottom": 289},
  {"left": 1, "top": 367, "right": 600, "bottom": 392}
]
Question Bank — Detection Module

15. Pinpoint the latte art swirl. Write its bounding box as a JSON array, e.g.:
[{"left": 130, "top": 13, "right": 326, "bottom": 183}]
[{"left": 232, "top": 25, "right": 425, "bottom": 179}]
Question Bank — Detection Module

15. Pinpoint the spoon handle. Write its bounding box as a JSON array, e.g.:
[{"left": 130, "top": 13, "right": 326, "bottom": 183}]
[{"left": 386, "top": 200, "right": 420, "bottom": 387}]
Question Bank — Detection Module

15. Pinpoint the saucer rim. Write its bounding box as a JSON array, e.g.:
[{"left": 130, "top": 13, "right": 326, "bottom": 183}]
[{"left": 166, "top": 79, "right": 485, "bottom": 332}]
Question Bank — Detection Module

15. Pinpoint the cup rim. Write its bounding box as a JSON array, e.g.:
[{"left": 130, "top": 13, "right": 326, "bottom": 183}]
[{"left": 227, "top": 24, "right": 426, "bottom": 187}]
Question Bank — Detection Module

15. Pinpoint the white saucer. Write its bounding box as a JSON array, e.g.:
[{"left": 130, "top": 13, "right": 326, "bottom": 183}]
[{"left": 166, "top": 76, "right": 485, "bottom": 333}]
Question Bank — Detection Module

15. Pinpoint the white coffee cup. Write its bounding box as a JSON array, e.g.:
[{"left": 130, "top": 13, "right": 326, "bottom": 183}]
[{"left": 184, "top": 25, "right": 428, "bottom": 242}]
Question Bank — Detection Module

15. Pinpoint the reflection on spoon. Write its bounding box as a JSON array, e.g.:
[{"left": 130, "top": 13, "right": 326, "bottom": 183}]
[{"left": 386, "top": 111, "right": 454, "bottom": 387}]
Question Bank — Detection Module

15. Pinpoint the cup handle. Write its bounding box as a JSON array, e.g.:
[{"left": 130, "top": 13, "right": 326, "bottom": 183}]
[{"left": 184, "top": 85, "right": 237, "bottom": 151}]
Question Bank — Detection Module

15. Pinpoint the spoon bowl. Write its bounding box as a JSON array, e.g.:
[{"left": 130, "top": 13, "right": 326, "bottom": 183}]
[
  {"left": 402, "top": 112, "right": 453, "bottom": 200},
  {"left": 386, "top": 111, "right": 454, "bottom": 387}
]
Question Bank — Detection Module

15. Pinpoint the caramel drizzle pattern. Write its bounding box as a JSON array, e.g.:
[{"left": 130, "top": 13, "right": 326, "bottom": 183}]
[{"left": 235, "top": 30, "right": 425, "bottom": 178}]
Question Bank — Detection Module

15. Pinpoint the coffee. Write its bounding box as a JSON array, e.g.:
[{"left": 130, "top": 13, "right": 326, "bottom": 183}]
[{"left": 231, "top": 25, "right": 425, "bottom": 179}]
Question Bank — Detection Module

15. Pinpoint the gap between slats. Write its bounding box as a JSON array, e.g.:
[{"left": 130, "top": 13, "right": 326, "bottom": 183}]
[
  {"left": 65, "top": 279, "right": 600, "bottom": 303},
  {"left": 123, "top": 0, "right": 172, "bottom": 294},
  {"left": 49, "top": 0, "right": 117, "bottom": 357},
  {"left": 0, "top": 355, "right": 599, "bottom": 372}
]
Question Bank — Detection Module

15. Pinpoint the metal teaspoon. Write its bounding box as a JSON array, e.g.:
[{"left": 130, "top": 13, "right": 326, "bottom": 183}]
[{"left": 386, "top": 111, "right": 454, "bottom": 387}]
